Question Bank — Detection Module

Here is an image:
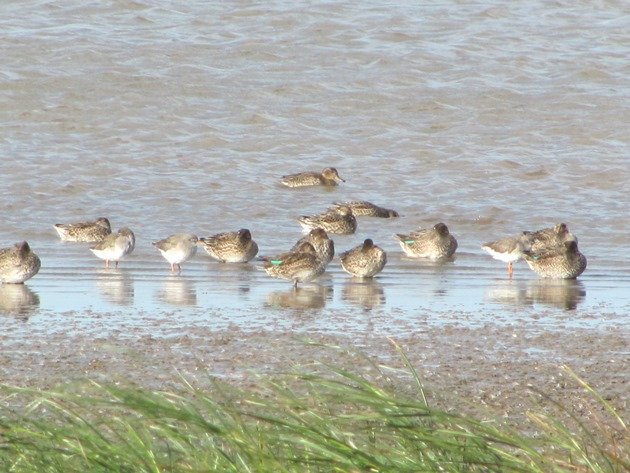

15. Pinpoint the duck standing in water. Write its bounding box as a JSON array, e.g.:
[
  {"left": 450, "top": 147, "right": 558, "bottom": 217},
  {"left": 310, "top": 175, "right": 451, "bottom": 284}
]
[
  {"left": 153, "top": 233, "right": 198, "bottom": 273},
  {"left": 0, "top": 241, "right": 41, "bottom": 284},
  {"left": 523, "top": 239, "right": 587, "bottom": 279},
  {"left": 395, "top": 222, "right": 457, "bottom": 260},
  {"left": 298, "top": 205, "right": 357, "bottom": 235},
  {"left": 528, "top": 223, "right": 573, "bottom": 252},
  {"left": 54, "top": 217, "right": 112, "bottom": 242},
  {"left": 290, "top": 228, "right": 335, "bottom": 268},
  {"left": 198, "top": 228, "right": 258, "bottom": 263},
  {"left": 281, "top": 167, "right": 345, "bottom": 187},
  {"left": 90, "top": 227, "right": 136, "bottom": 268},
  {"left": 332, "top": 201, "right": 399, "bottom": 218},
  {"left": 262, "top": 242, "right": 325, "bottom": 287},
  {"left": 340, "top": 239, "right": 387, "bottom": 278}
]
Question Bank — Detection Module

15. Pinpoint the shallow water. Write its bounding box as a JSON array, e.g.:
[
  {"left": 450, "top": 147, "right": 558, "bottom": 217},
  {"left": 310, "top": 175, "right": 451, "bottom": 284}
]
[{"left": 1, "top": 1, "right": 628, "bottom": 340}]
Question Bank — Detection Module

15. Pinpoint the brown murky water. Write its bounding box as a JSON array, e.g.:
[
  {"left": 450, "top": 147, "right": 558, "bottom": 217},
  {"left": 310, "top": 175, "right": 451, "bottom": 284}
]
[{"left": 1, "top": 2, "right": 628, "bottom": 411}]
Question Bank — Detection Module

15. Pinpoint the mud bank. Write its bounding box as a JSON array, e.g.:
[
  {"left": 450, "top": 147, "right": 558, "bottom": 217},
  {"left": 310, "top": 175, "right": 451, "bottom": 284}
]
[{"left": 1, "top": 317, "right": 627, "bottom": 434}]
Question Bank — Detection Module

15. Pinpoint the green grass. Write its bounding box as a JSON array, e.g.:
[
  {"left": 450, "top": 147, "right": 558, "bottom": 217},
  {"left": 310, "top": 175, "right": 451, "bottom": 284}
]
[{"left": 0, "top": 350, "right": 627, "bottom": 472}]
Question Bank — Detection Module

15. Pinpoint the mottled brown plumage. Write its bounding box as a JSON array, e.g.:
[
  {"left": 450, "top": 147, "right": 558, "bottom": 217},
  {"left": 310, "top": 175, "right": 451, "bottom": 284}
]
[
  {"left": 290, "top": 228, "right": 334, "bottom": 267},
  {"left": 524, "top": 239, "right": 587, "bottom": 279},
  {"left": 54, "top": 217, "right": 112, "bottom": 242},
  {"left": 298, "top": 206, "right": 357, "bottom": 235},
  {"left": 395, "top": 223, "right": 457, "bottom": 260},
  {"left": 332, "top": 201, "right": 399, "bottom": 218},
  {"left": 198, "top": 228, "right": 258, "bottom": 263},
  {"left": 528, "top": 223, "right": 573, "bottom": 252},
  {"left": 0, "top": 241, "right": 41, "bottom": 284},
  {"left": 263, "top": 242, "right": 325, "bottom": 287},
  {"left": 281, "top": 167, "right": 345, "bottom": 187},
  {"left": 340, "top": 239, "right": 387, "bottom": 278}
]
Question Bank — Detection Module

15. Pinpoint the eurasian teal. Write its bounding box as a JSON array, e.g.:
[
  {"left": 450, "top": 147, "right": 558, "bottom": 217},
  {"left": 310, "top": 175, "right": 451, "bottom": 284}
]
[
  {"left": 481, "top": 232, "right": 532, "bottom": 276},
  {"left": 339, "top": 239, "right": 387, "bottom": 278},
  {"left": 90, "top": 227, "right": 136, "bottom": 268},
  {"left": 262, "top": 242, "right": 325, "bottom": 287},
  {"left": 395, "top": 222, "right": 457, "bottom": 260},
  {"left": 290, "top": 228, "right": 334, "bottom": 267},
  {"left": 528, "top": 223, "right": 573, "bottom": 252},
  {"left": 332, "top": 201, "right": 399, "bottom": 218},
  {"left": 54, "top": 217, "right": 111, "bottom": 242},
  {"left": 298, "top": 205, "right": 357, "bottom": 235},
  {"left": 523, "top": 239, "right": 586, "bottom": 279},
  {"left": 152, "top": 233, "right": 198, "bottom": 273},
  {"left": 198, "top": 228, "right": 258, "bottom": 263},
  {"left": 281, "top": 167, "right": 345, "bottom": 187},
  {"left": 0, "top": 241, "right": 41, "bottom": 284}
]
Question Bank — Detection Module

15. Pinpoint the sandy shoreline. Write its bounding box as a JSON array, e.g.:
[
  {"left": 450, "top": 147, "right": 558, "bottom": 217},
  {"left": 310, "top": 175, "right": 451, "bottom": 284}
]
[{"left": 2, "top": 318, "right": 627, "bottom": 435}]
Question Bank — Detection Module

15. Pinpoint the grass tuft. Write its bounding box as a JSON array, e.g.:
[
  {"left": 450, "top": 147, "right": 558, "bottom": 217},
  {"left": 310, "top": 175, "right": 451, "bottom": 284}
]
[{"left": 0, "top": 353, "right": 627, "bottom": 472}]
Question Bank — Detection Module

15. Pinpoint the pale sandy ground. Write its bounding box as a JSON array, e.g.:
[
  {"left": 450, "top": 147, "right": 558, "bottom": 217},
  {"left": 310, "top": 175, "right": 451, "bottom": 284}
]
[{"left": 1, "top": 318, "right": 627, "bottom": 438}]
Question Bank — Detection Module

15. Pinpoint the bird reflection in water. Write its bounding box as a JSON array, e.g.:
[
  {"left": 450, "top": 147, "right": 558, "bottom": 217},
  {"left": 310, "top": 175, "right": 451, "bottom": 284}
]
[
  {"left": 342, "top": 279, "right": 386, "bottom": 311},
  {"left": 156, "top": 275, "right": 197, "bottom": 306},
  {"left": 526, "top": 279, "right": 586, "bottom": 310},
  {"left": 265, "top": 285, "right": 331, "bottom": 310},
  {"left": 209, "top": 262, "right": 255, "bottom": 296},
  {"left": 485, "top": 279, "right": 532, "bottom": 307},
  {"left": 0, "top": 284, "right": 40, "bottom": 319},
  {"left": 95, "top": 268, "right": 134, "bottom": 306}
]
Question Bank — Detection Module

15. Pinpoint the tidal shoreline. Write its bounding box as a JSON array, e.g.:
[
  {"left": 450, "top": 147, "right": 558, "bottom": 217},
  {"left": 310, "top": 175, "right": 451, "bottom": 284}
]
[{"left": 2, "top": 316, "right": 626, "bottom": 432}]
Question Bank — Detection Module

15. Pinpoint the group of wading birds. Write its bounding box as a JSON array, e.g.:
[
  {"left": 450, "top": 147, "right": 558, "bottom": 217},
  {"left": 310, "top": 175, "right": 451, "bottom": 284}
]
[{"left": 1, "top": 167, "right": 587, "bottom": 287}]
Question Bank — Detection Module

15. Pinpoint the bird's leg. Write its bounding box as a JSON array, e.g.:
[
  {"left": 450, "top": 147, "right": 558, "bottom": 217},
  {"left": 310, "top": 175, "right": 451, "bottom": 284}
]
[
  {"left": 507, "top": 262, "right": 513, "bottom": 277},
  {"left": 105, "top": 260, "right": 109, "bottom": 268}
]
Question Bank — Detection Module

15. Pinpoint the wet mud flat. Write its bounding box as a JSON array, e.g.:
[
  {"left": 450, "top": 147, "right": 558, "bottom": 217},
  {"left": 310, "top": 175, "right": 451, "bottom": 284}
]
[{"left": 1, "top": 309, "right": 627, "bottom": 435}]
